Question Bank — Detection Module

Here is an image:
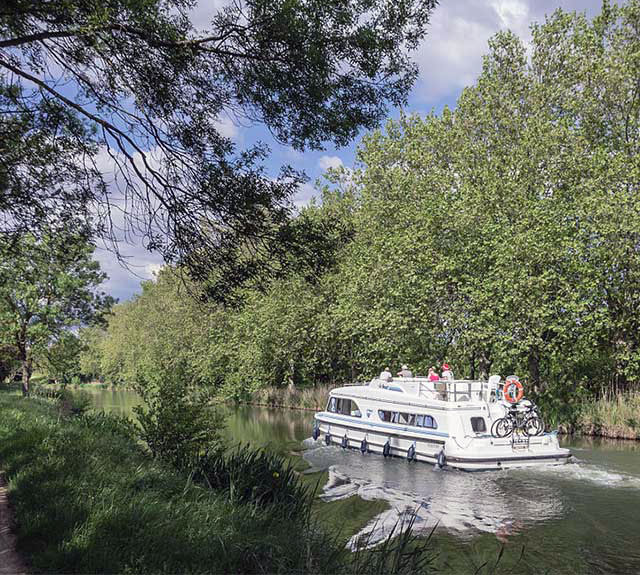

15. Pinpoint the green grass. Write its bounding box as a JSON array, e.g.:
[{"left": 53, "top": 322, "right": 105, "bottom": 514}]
[
  {"left": 572, "top": 391, "right": 640, "bottom": 440},
  {"left": 248, "top": 384, "right": 334, "bottom": 411},
  {"left": 0, "top": 390, "right": 435, "bottom": 574}
]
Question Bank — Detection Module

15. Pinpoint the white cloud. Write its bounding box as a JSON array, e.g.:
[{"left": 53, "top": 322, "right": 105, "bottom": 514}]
[
  {"left": 412, "top": 1, "right": 599, "bottom": 105},
  {"left": 94, "top": 244, "right": 164, "bottom": 302},
  {"left": 145, "top": 262, "right": 164, "bottom": 277},
  {"left": 188, "top": 0, "right": 232, "bottom": 32},
  {"left": 292, "top": 182, "right": 317, "bottom": 209},
  {"left": 412, "top": 0, "right": 535, "bottom": 104},
  {"left": 318, "top": 155, "right": 344, "bottom": 171},
  {"left": 214, "top": 114, "right": 241, "bottom": 141}
]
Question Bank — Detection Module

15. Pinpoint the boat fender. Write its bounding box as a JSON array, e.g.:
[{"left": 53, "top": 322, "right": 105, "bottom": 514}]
[
  {"left": 360, "top": 438, "right": 368, "bottom": 454},
  {"left": 312, "top": 423, "right": 320, "bottom": 441},
  {"left": 407, "top": 443, "right": 416, "bottom": 462},
  {"left": 341, "top": 435, "right": 348, "bottom": 449},
  {"left": 436, "top": 448, "right": 446, "bottom": 469},
  {"left": 324, "top": 433, "right": 331, "bottom": 446},
  {"left": 383, "top": 439, "right": 391, "bottom": 458}
]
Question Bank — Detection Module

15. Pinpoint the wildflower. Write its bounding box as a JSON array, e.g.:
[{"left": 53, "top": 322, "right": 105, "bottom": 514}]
[{"left": 273, "top": 471, "right": 280, "bottom": 478}]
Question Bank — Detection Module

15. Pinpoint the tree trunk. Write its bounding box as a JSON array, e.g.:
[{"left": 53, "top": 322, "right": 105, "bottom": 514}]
[
  {"left": 469, "top": 352, "right": 476, "bottom": 380},
  {"left": 479, "top": 351, "right": 491, "bottom": 380},
  {"left": 21, "top": 358, "right": 32, "bottom": 396},
  {"left": 528, "top": 346, "right": 541, "bottom": 393}
]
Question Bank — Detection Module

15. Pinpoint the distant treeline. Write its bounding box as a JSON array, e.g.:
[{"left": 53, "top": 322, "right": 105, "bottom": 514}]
[{"left": 81, "top": 3, "right": 640, "bottom": 416}]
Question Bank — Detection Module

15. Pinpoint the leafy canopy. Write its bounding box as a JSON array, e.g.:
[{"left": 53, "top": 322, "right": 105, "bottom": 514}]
[
  {"left": 0, "top": 0, "right": 437, "bottom": 298},
  {"left": 0, "top": 225, "right": 113, "bottom": 391}
]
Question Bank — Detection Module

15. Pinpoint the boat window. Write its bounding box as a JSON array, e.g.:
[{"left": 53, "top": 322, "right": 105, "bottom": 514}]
[
  {"left": 378, "top": 410, "right": 390, "bottom": 422},
  {"left": 424, "top": 415, "right": 437, "bottom": 429},
  {"left": 391, "top": 412, "right": 400, "bottom": 424},
  {"left": 333, "top": 398, "right": 361, "bottom": 417},
  {"left": 471, "top": 417, "right": 486, "bottom": 433},
  {"left": 327, "top": 397, "right": 337, "bottom": 413},
  {"left": 399, "top": 413, "right": 415, "bottom": 426},
  {"left": 416, "top": 414, "right": 437, "bottom": 429}
]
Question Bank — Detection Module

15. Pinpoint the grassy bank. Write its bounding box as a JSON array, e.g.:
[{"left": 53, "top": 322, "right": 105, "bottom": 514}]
[
  {"left": 567, "top": 391, "right": 640, "bottom": 440},
  {"left": 0, "top": 390, "right": 434, "bottom": 574},
  {"left": 247, "top": 384, "right": 334, "bottom": 411}
]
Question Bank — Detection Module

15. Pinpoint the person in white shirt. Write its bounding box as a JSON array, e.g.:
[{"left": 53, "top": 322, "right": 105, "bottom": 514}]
[
  {"left": 397, "top": 364, "right": 413, "bottom": 378},
  {"left": 379, "top": 367, "right": 393, "bottom": 382},
  {"left": 441, "top": 363, "right": 454, "bottom": 380}
]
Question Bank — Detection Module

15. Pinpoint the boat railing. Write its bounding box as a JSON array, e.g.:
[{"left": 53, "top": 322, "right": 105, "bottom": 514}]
[
  {"left": 440, "top": 380, "right": 499, "bottom": 402},
  {"left": 370, "top": 377, "right": 500, "bottom": 402},
  {"left": 357, "top": 377, "right": 502, "bottom": 402}
]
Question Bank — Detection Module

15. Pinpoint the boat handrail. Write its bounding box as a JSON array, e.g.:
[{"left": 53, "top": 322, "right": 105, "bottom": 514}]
[{"left": 338, "top": 377, "right": 502, "bottom": 402}]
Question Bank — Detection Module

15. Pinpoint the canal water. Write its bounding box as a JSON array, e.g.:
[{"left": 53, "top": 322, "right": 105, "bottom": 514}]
[{"left": 84, "top": 388, "right": 640, "bottom": 574}]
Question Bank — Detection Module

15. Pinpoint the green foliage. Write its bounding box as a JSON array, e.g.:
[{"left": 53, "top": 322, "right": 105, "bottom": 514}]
[
  {"left": 77, "top": 326, "right": 107, "bottom": 382},
  {"left": 193, "top": 447, "right": 312, "bottom": 519},
  {"left": 1, "top": 0, "right": 438, "bottom": 298},
  {"left": 87, "top": 3, "right": 640, "bottom": 417},
  {"left": 0, "top": 391, "right": 436, "bottom": 574},
  {"left": 133, "top": 377, "right": 223, "bottom": 469},
  {"left": 0, "top": 344, "right": 19, "bottom": 383},
  {"left": 41, "top": 332, "right": 85, "bottom": 384},
  {"left": 0, "top": 227, "right": 113, "bottom": 393}
]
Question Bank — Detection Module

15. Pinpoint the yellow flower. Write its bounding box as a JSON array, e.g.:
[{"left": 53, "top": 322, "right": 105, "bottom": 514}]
[{"left": 273, "top": 471, "right": 280, "bottom": 478}]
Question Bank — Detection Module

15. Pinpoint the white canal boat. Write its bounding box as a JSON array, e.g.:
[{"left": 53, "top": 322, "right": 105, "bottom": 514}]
[{"left": 312, "top": 375, "right": 571, "bottom": 471}]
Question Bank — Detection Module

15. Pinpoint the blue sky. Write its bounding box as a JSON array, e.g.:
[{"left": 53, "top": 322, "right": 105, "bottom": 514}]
[{"left": 96, "top": 0, "right": 601, "bottom": 301}]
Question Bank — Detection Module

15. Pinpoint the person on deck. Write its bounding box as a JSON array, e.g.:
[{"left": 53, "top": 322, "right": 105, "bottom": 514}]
[
  {"left": 429, "top": 366, "right": 447, "bottom": 400},
  {"left": 441, "top": 363, "right": 454, "bottom": 380},
  {"left": 397, "top": 364, "right": 413, "bottom": 378},
  {"left": 379, "top": 367, "right": 393, "bottom": 382}
]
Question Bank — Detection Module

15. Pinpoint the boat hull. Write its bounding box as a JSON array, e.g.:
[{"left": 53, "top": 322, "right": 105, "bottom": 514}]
[{"left": 314, "top": 412, "right": 572, "bottom": 471}]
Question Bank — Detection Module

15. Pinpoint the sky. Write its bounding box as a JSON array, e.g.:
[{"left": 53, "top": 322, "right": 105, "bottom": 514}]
[{"left": 96, "top": 0, "right": 601, "bottom": 302}]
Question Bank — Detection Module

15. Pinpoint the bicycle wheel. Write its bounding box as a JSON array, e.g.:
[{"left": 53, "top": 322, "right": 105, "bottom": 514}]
[
  {"left": 491, "top": 417, "right": 514, "bottom": 438},
  {"left": 524, "top": 415, "right": 544, "bottom": 436}
]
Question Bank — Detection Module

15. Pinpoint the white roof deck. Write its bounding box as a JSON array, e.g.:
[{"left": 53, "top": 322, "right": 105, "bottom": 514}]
[{"left": 339, "top": 377, "right": 501, "bottom": 404}]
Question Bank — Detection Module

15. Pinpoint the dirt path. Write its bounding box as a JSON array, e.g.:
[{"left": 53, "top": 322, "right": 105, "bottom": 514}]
[{"left": 0, "top": 473, "right": 28, "bottom": 575}]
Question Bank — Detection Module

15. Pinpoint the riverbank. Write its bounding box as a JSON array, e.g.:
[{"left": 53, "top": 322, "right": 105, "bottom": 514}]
[
  {"left": 246, "top": 384, "right": 333, "bottom": 411},
  {"left": 563, "top": 391, "right": 640, "bottom": 440},
  {"left": 0, "top": 390, "right": 434, "bottom": 574}
]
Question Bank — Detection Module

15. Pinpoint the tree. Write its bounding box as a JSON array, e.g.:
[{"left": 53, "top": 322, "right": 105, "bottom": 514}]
[
  {"left": 0, "top": 227, "right": 113, "bottom": 394},
  {"left": 41, "top": 331, "right": 84, "bottom": 385},
  {"left": 0, "top": 0, "right": 437, "bottom": 298}
]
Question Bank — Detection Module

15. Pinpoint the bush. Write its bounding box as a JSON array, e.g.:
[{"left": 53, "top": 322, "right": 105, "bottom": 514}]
[{"left": 133, "top": 376, "right": 224, "bottom": 469}]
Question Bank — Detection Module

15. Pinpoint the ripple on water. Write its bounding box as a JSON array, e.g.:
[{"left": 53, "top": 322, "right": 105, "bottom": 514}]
[
  {"left": 304, "top": 443, "right": 566, "bottom": 548},
  {"left": 303, "top": 440, "right": 640, "bottom": 550}
]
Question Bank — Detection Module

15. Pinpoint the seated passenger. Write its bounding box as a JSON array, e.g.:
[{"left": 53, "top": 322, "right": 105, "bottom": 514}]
[
  {"left": 441, "top": 363, "right": 454, "bottom": 380},
  {"left": 379, "top": 367, "right": 393, "bottom": 382},
  {"left": 397, "top": 364, "right": 413, "bottom": 378},
  {"left": 428, "top": 367, "right": 440, "bottom": 381}
]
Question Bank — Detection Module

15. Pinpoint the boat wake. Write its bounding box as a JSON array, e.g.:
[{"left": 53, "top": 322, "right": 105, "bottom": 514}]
[
  {"left": 520, "top": 459, "right": 640, "bottom": 489},
  {"left": 303, "top": 442, "right": 565, "bottom": 548}
]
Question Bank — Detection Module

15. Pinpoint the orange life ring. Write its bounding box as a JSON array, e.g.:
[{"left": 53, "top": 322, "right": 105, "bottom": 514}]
[{"left": 503, "top": 377, "right": 524, "bottom": 403}]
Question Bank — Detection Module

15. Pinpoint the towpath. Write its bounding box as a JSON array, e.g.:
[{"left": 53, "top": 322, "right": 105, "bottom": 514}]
[{"left": 0, "top": 473, "right": 28, "bottom": 574}]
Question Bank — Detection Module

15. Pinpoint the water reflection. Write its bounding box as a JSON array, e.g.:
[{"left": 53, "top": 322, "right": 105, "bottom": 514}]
[{"left": 304, "top": 443, "right": 565, "bottom": 548}]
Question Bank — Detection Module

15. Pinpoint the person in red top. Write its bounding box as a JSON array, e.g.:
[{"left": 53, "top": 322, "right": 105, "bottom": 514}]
[
  {"left": 428, "top": 367, "right": 440, "bottom": 381},
  {"left": 441, "top": 363, "right": 454, "bottom": 380}
]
